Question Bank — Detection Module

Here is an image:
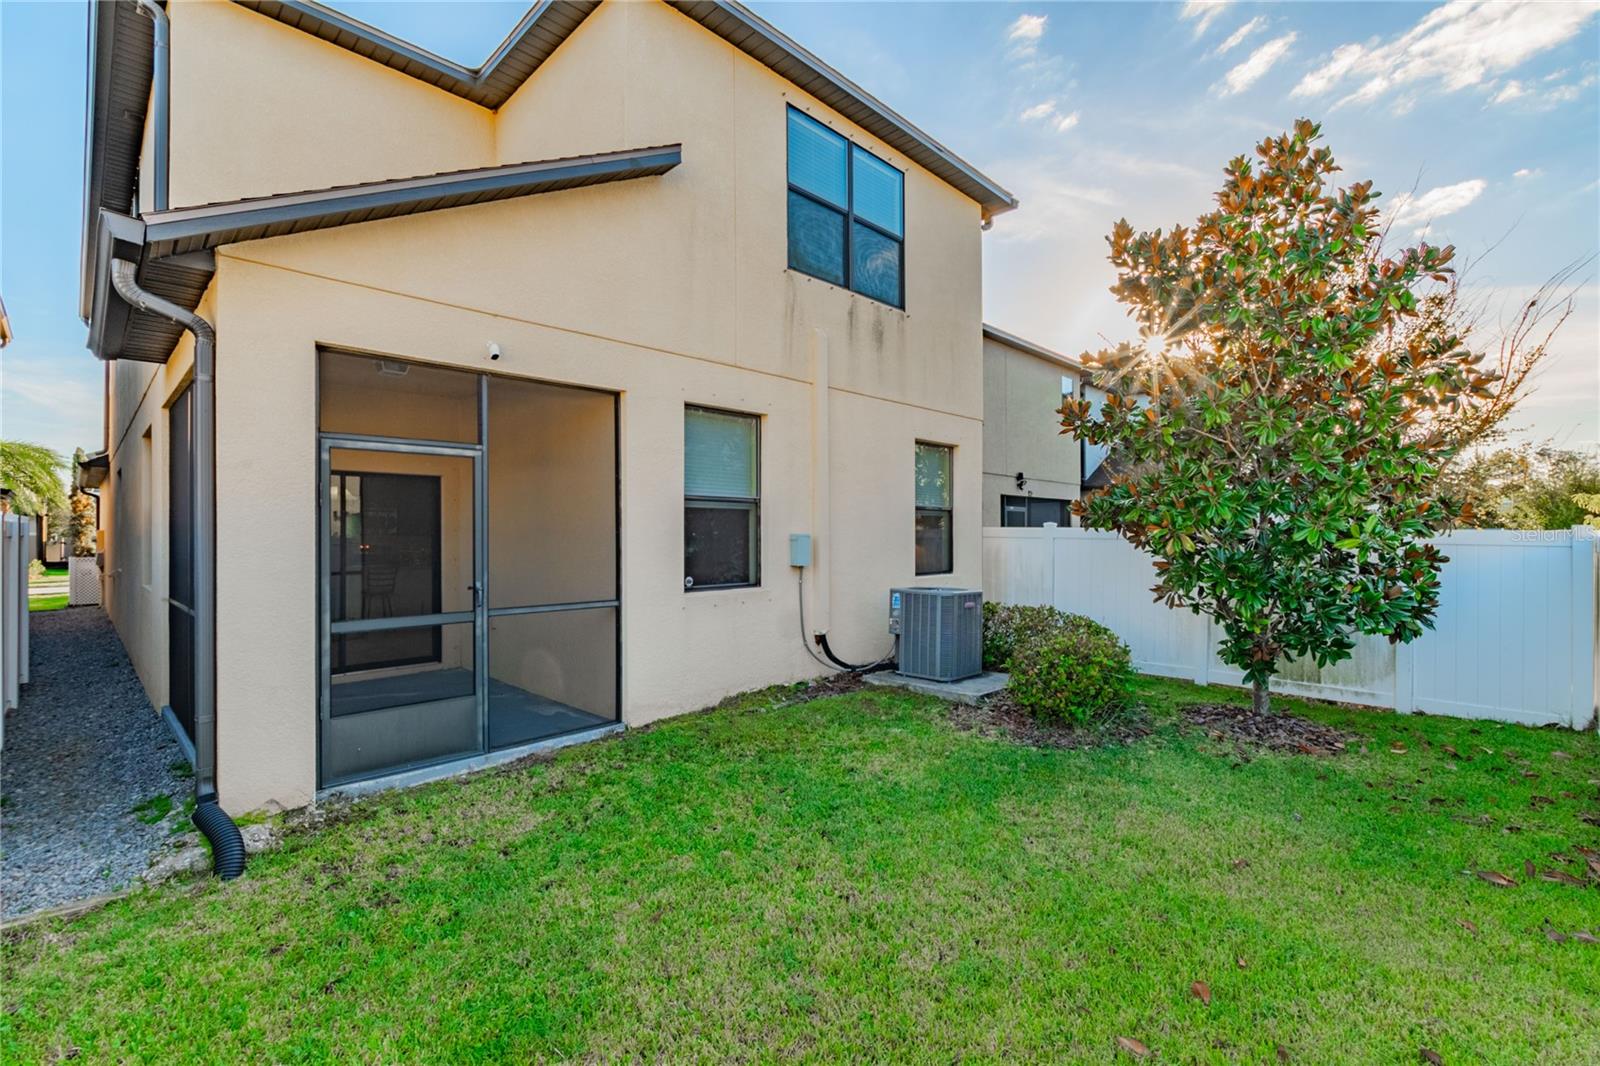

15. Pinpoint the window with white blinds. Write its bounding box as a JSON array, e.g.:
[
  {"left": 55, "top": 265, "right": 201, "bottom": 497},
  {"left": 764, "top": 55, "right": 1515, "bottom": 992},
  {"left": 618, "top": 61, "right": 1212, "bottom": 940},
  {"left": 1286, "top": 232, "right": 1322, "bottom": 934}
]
[{"left": 684, "top": 407, "right": 760, "bottom": 590}]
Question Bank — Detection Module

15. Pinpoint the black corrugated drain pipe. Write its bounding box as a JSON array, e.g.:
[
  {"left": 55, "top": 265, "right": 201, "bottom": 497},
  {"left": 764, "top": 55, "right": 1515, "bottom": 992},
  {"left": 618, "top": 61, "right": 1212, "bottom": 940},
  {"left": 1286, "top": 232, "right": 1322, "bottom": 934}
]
[{"left": 111, "top": 259, "right": 245, "bottom": 880}]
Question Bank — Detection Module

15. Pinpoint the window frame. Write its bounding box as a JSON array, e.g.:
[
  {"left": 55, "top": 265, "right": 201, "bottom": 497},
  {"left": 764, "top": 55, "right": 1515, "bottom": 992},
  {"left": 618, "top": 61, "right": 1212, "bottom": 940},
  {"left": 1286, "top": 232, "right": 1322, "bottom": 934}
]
[
  {"left": 1001, "top": 494, "right": 1069, "bottom": 529},
  {"left": 785, "top": 105, "right": 906, "bottom": 310},
  {"left": 684, "top": 405, "right": 762, "bottom": 592},
  {"left": 914, "top": 441, "right": 954, "bottom": 577}
]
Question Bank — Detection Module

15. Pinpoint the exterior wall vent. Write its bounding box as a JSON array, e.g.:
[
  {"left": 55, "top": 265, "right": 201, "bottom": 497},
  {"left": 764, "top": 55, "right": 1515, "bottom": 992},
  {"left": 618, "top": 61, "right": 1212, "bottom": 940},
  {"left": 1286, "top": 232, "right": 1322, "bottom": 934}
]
[{"left": 888, "top": 587, "right": 983, "bottom": 681}]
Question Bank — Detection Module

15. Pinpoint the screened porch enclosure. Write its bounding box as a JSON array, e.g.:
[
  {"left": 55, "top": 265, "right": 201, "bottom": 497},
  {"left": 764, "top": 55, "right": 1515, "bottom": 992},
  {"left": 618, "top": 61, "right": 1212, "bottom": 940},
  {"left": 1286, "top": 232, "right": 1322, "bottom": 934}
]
[{"left": 317, "top": 351, "right": 618, "bottom": 787}]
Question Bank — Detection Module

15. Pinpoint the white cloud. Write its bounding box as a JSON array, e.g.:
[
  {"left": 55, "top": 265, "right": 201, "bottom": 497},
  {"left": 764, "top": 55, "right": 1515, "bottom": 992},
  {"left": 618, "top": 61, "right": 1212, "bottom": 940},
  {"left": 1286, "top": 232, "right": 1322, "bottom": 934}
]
[
  {"left": 1218, "top": 33, "right": 1297, "bottom": 96},
  {"left": 992, "top": 177, "right": 1121, "bottom": 242},
  {"left": 1512, "top": 167, "right": 1542, "bottom": 179},
  {"left": 1214, "top": 16, "right": 1266, "bottom": 56},
  {"left": 1008, "top": 13, "right": 1047, "bottom": 43},
  {"left": 1292, "top": 1, "right": 1600, "bottom": 110},
  {"left": 1385, "top": 178, "right": 1488, "bottom": 232},
  {"left": 1017, "top": 100, "right": 1081, "bottom": 134},
  {"left": 1180, "top": 1, "right": 1233, "bottom": 38},
  {"left": 1006, "top": 13, "right": 1048, "bottom": 60},
  {"left": 1491, "top": 79, "right": 1529, "bottom": 104}
]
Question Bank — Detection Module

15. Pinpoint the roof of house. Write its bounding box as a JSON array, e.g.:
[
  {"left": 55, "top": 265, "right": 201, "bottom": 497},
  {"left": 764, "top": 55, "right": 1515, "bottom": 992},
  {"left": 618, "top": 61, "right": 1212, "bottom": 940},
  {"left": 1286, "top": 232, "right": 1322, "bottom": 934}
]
[
  {"left": 81, "top": 0, "right": 1016, "bottom": 324},
  {"left": 82, "top": 0, "right": 1018, "bottom": 366},
  {"left": 982, "top": 324, "right": 1088, "bottom": 373},
  {"left": 90, "top": 145, "right": 681, "bottom": 363},
  {"left": 232, "top": 0, "right": 1017, "bottom": 215}
]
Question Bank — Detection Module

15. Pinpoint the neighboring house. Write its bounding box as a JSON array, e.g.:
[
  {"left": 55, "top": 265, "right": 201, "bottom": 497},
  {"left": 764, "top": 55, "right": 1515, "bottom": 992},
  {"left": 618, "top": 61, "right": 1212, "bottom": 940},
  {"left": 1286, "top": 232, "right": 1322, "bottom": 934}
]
[
  {"left": 980, "top": 324, "right": 1096, "bottom": 527},
  {"left": 81, "top": 0, "right": 1015, "bottom": 813}
]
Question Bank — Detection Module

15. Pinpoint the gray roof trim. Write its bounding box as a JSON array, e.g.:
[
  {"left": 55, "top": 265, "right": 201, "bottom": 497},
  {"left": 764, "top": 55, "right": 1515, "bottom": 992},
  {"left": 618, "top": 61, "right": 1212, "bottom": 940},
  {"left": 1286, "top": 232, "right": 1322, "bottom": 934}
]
[
  {"left": 80, "top": 1, "right": 155, "bottom": 322},
  {"left": 231, "top": 0, "right": 1014, "bottom": 213},
  {"left": 142, "top": 145, "right": 681, "bottom": 258},
  {"left": 983, "top": 324, "right": 1087, "bottom": 373},
  {"left": 232, "top": 0, "right": 600, "bottom": 108},
  {"left": 666, "top": 1, "right": 1016, "bottom": 215},
  {"left": 89, "top": 146, "right": 679, "bottom": 362}
]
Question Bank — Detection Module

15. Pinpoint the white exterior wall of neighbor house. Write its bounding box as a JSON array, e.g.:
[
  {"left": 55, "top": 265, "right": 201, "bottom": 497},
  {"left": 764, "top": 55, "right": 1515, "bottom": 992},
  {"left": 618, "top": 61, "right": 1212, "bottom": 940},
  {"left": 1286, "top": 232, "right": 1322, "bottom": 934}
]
[
  {"left": 107, "top": 0, "right": 990, "bottom": 812},
  {"left": 981, "top": 330, "right": 1082, "bottom": 526}
]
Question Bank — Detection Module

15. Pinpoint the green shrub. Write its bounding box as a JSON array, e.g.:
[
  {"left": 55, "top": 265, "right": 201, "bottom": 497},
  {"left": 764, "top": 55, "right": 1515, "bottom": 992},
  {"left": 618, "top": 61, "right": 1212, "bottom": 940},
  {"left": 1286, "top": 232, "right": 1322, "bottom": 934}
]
[
  {"left": 1007, "top": 614, "right": 1134, "bottom": 726},
  {"left": 982, "top": 602, "right": 1071, "bottom": 671}
]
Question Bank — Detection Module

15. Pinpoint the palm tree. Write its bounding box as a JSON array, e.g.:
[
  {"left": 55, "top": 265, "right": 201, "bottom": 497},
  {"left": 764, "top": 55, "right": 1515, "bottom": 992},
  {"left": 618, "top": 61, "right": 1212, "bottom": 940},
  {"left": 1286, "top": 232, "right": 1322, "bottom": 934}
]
[{"left": 0, "top": 440, "right": 68, "bottom": 516}]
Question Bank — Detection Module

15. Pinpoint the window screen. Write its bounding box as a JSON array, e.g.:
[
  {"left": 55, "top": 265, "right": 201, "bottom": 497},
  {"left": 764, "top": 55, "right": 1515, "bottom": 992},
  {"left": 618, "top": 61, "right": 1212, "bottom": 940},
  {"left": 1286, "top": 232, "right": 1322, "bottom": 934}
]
[
  {"left": 914, "top": 443, "right": 953, "bottom": 575},
  {"left": 786, "top": 107, "right": 904, "bottom": 309},
  {"left": 685, "top": 407, "right": 760, "bottom": 590}
]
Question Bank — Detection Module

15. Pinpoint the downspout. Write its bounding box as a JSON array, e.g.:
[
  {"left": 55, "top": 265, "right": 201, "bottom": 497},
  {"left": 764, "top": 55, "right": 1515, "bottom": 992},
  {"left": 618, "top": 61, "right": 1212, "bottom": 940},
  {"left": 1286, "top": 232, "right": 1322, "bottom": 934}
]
[
  {"left": 110, "top": 260, "right": 245, "bottom": 880},
  {"left": 134, "top": 0, "right": 169, "bottom": 211}
]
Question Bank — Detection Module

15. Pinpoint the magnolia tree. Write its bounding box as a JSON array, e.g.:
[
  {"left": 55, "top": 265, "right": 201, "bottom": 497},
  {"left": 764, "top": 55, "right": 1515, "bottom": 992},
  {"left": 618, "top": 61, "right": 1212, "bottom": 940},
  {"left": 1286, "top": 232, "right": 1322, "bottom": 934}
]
[{"left": 1062, "top": 120, "right": 1499, "bottom": 714}]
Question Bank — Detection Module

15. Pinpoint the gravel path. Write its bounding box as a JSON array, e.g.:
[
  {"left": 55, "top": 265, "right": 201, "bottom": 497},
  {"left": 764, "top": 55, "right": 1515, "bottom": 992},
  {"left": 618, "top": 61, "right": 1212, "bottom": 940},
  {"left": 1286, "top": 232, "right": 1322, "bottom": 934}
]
[{"left": 1, "top": 608, "right": 191, "bottom": 920}]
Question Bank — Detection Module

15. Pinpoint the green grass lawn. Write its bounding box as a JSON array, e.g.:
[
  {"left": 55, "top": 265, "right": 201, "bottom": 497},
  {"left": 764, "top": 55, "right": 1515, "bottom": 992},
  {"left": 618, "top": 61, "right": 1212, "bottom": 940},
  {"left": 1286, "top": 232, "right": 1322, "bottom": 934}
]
[
  {"left": 4, "top": 679, "right": 1597, "bottom": 1063},
  {"left": 26, "top": 594, "right": 67, "bottom": 613}
]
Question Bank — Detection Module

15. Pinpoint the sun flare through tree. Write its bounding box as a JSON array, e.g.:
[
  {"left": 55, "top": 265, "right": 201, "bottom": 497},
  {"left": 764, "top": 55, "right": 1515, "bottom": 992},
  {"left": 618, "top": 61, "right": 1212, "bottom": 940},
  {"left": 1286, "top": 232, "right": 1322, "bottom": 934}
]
[{"left": 1062, "top": 120, "right": 1502, "bottom": 714}]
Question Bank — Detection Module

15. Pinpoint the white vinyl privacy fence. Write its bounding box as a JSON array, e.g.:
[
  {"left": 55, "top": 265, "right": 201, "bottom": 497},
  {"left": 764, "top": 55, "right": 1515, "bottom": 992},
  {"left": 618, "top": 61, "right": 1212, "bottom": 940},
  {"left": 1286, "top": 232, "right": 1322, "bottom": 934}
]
[
  {"left": 2, "top": 513, "right": 37, "bottom": 745},
  {"left": 983, "top": 525, "right": 1599, "bottom": 730}
]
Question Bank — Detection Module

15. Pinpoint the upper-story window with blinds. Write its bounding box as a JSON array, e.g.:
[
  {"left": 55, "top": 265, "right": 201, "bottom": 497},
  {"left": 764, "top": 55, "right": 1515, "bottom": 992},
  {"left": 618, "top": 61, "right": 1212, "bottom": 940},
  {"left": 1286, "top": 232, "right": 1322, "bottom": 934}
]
[{"left": 785, "top": 106, "right": 905, "bottom": 309}]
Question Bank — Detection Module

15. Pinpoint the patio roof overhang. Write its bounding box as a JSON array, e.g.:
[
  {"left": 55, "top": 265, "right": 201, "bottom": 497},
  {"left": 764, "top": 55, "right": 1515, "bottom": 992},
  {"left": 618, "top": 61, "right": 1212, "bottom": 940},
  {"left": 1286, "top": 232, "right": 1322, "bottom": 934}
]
[{"left": 87, "top": 144, "right": 682, "bottom": 363}]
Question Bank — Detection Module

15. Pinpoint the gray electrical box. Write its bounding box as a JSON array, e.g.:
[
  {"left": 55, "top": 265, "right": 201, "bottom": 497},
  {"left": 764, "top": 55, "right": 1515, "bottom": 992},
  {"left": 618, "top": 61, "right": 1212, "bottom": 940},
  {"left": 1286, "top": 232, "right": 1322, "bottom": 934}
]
[
  {"left": 888, "top": 587, "right": 983, "bottom": 682},
  {"left": 789, "top": 534, "right": 812, "bottom": 567}
]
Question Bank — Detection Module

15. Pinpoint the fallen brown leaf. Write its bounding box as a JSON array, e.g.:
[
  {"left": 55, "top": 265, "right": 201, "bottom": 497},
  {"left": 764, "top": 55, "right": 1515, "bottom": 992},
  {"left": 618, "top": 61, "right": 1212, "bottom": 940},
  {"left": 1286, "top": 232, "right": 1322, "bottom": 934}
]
[
  {"left": 1115, "top": 1036, "right": 1150, "bottom": 1058},
  {"left": 1551, "top": 751, "right": 1571, "bottom": 760},
  {"left": 1546, "top": 928, "right": 1568, "bottom": 943},
  {"left": 1571, "top": 931, "right": 1598, "bottom": 944},
  {"left": 1276, "top": 1046, "right": 1290, "bottom": 1063},
  {"left": 1475, "top": 870, "right": 1517, "bottom": 887},
  {"left": 1539, "top": 868, "right": 1587, "bottom": 887},
  {"left": 1442, "top": 745, "right": 1461, "bottom": 759},
  {"left": 1579, "top": 812, "right": 1600, "bottom": 827},
  {"left": 1191, "top": 980, "right": 1211, "bottom": 1006},
  {"left": 1230, "top": 858, "right": 1250, "bottom": 871},
  {"left": 1456, "top": 919, "right": 1479, "bottom": 935},
  {"left": 1524, "top": 859, "right": 1537, "bottom": 879},
  {"left": 1420, "top": 1050, "right": 1443, "bottom": 1065},
  {"left": 1390, "top": 742, "right": 1408, "bottom": 754}
]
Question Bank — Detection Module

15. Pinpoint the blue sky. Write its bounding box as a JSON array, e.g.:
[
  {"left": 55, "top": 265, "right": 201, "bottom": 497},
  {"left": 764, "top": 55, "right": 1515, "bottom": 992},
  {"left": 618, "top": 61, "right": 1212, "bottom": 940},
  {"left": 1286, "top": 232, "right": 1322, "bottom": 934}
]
[{"left": 3, "top": 1, "right": 1596, "bottom": 465}]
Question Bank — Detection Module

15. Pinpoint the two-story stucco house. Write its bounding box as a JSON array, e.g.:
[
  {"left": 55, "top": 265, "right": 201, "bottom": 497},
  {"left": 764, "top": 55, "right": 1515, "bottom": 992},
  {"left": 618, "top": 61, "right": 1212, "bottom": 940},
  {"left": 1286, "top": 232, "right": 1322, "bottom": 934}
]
[
  {"left": 80, "top": 0, "right": 1016, "bottom": 820},
  {"left": 980, "top": 324, "right": 1105, "bottom": 528}
]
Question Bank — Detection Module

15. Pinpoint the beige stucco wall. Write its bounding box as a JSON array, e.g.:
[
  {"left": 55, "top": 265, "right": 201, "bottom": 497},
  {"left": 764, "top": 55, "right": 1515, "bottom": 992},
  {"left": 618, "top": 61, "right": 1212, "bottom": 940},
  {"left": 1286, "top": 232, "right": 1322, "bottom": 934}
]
[
  {"left": 981, "top": 334, "right": 1081, "bottom": 525},
  {"left": 115, "top": 0, "right": 990, "bottom": 812},
  {"left": 149, "top": 1, "right": 494, "bottom": 212}
]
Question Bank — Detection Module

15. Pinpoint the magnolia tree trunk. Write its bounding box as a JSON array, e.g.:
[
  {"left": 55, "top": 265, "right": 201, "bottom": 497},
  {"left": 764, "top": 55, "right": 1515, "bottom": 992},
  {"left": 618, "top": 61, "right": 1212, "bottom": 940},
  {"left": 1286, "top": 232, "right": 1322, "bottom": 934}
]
[{"left": 1251, "top": 679, "right": 1271, "bottom": 716}]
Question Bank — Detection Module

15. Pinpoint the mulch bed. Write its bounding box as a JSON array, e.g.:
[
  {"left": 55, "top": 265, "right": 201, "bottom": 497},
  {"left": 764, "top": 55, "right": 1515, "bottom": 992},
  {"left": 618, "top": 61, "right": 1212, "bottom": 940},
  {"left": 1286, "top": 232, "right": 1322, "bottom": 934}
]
[
  {"left": 1181, "top": 701, "right": 1356, "bottom": 757},
  {"left": 804, "top": 671, "right": 869, "bottom": 701},
  {"left": 949, "top": 690, "right": 1153, "bottom": 749}
]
